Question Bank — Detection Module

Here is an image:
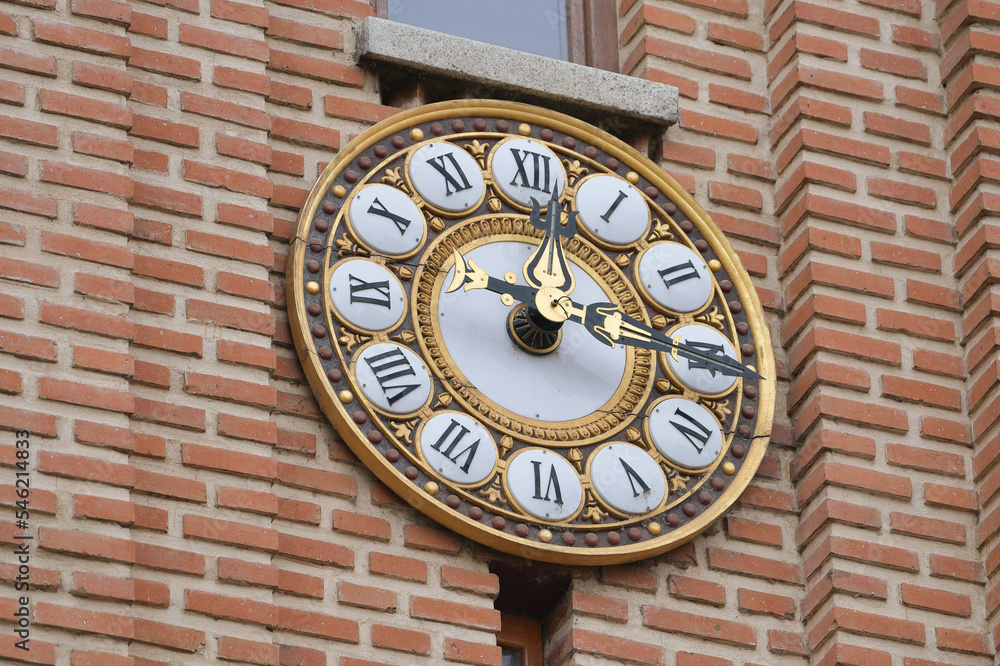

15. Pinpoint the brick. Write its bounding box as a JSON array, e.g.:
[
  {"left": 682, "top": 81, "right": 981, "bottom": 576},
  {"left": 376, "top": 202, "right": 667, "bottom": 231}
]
[
  {"left": 133, "top": 397, "right": 205, "bottom": 431},
  {"left": 217, "top": 412, "right": 277, "bottom": 444},
  {"left": 73, "top": 345, "right": 134, "bottom": 377},
  {"left": 268, "top": 49, "right": 364, "bottom": 87},
  {"left": 338, "top": 581, "right": 396, "bottom": 611},
  {"left": 333, "top": 509, "right": 390, "bottom": 541},
  {"left": 277, "top": 461, "right": 355, "bottom": 497},
  {"left": 43, "top": 231, "right": 133, "bottom": 269},
  {"left": 667, "top": 574, "right": 725, "bottom": 606},
  {"left": 642, "top": 606, "right": 755, "bottom": 647},
  {"left": 183, "top": 160, "right": 272, "bottom": 198},
  {"left": 271, "top": 116, "right": 339, "bottom": 150},
  {"left": 181, "top": 92, "right": 270, "bottom": 130},
  {"left": 370, "top": 551, "right": 427, "bottom": 583},
  {"left": 217, "top": 636, "right": 278, "bottom": 666},
  {"left": 410, "top": 596, "right": 500, "bottom": 631},
  {"left": 132, "top": 181, "right": 202, "bottom": 217},
  {"left": 679, "top": 109, "right": 757, "bottom": 143},
  {"left": 0, "top": 114, "right": 58, "bottom": 147},
  {"left": 809, "top": 606, "right": 923, "bottom": 648},
  {"left": 707, "top": 548, "right": 801, "bottom": 584},
  {"left": 0, "top": 45, "right": 57, "bottom": 77},
  {"left": 180, "top": 23, "right": 269, "bottom": 61},
  {"left": 271, "top": 81, "right": 312, "bottom": 109},
  {"left": 130, "top": 114, "right": 199, "bottom": 148},
  {"left": 901, "top": 583, "right": 972, "bottom": 617},
  {"left": 0, "top": 335, "right": 36, "bottom": 373},
  {"left": 183, "top": 442, "right": 276, "bottom": 479},
  {"left": 185, "top": 514, "right": 278, "bottom": 551},
  {"left": 188, "top": 298, "right": 275, "bottom": 335},
  {"left": 35, "top": 20, "right": 129, "bottom": 58},
  {"left": 891, "top": 512, "right": 966, "bottom": 544},
  {"left": 404, "top": 523, "right": 463, "bottom": 554},
  {"left": 373, "top": 624, "right": 430, "bottom": 654},
  {"left": 860, "top": 47, "right": 927, "bottom": 80},
  {"left": 0, "top": 257, "right": 59, "bottom": 289},
  {"left": 186, "top": 230, "right": 273, "bottom": 267},
  {"left": 737, "top": 588, "right": 795, "bottom": 619},
  {"left": 133, "top": 324, "right": 202, "bottom": 356},
  {"left": 40, "top": 89, "right": 131, "bottom": 129}
]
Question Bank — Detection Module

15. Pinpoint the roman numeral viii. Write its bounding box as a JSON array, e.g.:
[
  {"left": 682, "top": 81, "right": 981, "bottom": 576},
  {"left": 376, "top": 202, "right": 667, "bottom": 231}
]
[{"left": 364, "top": 348, "right": 420, "bottom": 406}]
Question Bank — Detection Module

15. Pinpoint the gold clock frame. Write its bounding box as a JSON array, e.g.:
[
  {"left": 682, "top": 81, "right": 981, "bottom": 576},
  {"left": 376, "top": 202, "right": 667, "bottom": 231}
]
[{"left": 287, "top": 100, "right": 776, "bottom": 565}]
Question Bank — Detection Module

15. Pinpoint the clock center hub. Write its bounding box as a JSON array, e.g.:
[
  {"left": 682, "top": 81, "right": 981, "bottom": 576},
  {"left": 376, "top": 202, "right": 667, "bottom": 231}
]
[{"left": 506, "top": 302, "right": 564, "bottom": 355}]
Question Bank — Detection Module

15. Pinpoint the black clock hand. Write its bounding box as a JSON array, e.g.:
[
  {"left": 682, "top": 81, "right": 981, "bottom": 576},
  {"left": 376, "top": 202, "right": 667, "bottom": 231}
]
[
  {"left": 548, "top": 295, "right": 762, "bottom": 381},
  {"left": 445, "top": 249, "right": 539, "bottom": 305},
  {"left": 521, "top": 196, "right": 578, "bottom": 295}
]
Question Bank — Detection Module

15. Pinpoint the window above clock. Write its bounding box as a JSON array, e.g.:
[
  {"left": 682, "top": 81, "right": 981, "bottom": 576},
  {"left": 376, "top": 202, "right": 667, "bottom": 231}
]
[
  {"left": 373, "top": 0, "right": 619, "bottom": 72},
  {"left": 355, "top": 13, "right": 678, "bottom": 132}
]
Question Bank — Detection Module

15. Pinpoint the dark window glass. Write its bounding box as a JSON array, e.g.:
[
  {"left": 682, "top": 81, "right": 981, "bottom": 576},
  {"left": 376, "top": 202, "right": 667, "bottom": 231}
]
[
  {"left": 501, "top": 647, "right": 522, "bottom": 666},
  {"left": 386, "top": 0, "right": 569, "bottom": 60}
]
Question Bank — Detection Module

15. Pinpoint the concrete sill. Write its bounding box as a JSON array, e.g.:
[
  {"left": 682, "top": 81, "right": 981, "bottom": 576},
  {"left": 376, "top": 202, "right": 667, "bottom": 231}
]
[{"left": 355, "top": 17, "right": 678, "bottom": 127}]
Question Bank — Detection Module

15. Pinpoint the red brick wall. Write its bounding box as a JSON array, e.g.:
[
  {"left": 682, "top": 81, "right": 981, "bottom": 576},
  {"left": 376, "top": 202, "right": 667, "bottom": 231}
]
[{"left": 0, "top": 0, "right": 995, "bottom": 663}]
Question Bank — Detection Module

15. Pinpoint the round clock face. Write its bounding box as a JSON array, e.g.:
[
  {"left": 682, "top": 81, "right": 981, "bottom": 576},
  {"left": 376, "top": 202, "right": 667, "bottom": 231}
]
[{"left": 287, "top": 101, "right": 775, "bottom": 564}]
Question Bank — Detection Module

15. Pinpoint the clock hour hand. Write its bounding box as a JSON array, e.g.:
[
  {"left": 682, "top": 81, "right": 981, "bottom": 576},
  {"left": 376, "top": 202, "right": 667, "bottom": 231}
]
[
  {"left": 550, "top": 296, "right": 762, "bottom": 381},
  {"left": 445, "top": 249, "right": 539, "bottom": 306},
  {"left": 521, "top": 196, "right": 578, "bottom": 295}
]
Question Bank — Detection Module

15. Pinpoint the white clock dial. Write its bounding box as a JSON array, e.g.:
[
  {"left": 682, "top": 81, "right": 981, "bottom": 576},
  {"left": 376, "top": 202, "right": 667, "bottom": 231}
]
[
  {"left": 506, "top": 448, "right": 584, "bottom": 521},
  {"left": 574, "top": 175, "right": 649, "bottom": 245},
  {"left": 354, "top": 342, "right": 432, "bottom": 414},
  {"left": 666, "top": 324, "right": 739, "bottom": 395},
  {"left": 347, "top": 184, "right": 425, "bottom": 256},
  {"left": 408, "top": 141, "right": 485, "bottom": 213},
  {"left": 589, "top": 443, "right": 666, "bottom": 515},
  {"left": 648, "top": 397, "right": 724, "bottom": 469},
  {"left": 418, "top": 412, "right": 497, "bottom": 486},
  {"left": 329, "top": 259, "right": 406, "bottom": 332},
  {"left": 636, "top": 242, "right": 713, "bottom": 313},
  {"left": 437, "top": 241, "right": 627, "bottom": 422},
  {"left": 490, "top": 138, "right": 566, "bottom": 207}
]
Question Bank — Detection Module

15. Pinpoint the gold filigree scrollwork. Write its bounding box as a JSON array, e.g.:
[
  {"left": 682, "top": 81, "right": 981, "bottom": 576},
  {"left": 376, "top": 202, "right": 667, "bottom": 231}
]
[
  {"left": 695, "top": 306, "right": 726, "bottom": 331},
  {"left": 433, "top": 392, "right": 453, "bottom": 409},
  {"left": 392, "top": 263, "right": 414, "bottom": 281},
  {"left": 339, "top": 332, "right": 370, "bottom": 354},
  {"left": 391, "top": 419, "right": 418, "bottom": 445},
  {"left": 381, "top": 167, "right": 411, "bottom": 194},
  {"left": 582, "top": 492, "right": 608, "bottom": 524},
  {"left": 391, "top": 330, "right": 416, "bottom": 345},
  {"left": 568, "top": 447, "right": 583, "bottom": 471},
  {"left": 486, "top": 186, "right": 502, "bottom": 213},
  {"left": 655, "top": 378, "right": 682, "bottom": 395},
  {"left": 479, "top": 476, "right": 505, "bottom": 505},
  {"left": 563, "top": 159, "right": 588, "bottom": 187},
  {"left": 704, "top": 398, "right": 731, "bottom": 423},
  {"left": 499, "top": 435, "right": 513, "bottom": 458},
  {"left": 665, "top": 467, "right": 690, "bottom": 494},
  {"left": 648, "top": 218, "right": 674, "bottom": 242},
  {"left": 336, "top": 235, "right": 367, "bottom": 259},
  {"left": 428, "top": 215, "right": 445, "bottom": 233},
  {"left": 464, "top": 140, "right": 489, "bottom": 168}
]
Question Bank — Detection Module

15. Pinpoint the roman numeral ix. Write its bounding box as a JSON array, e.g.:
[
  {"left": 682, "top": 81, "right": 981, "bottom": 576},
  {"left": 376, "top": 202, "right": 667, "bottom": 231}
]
[{"left": 348, "top": 274, "right": 391, "bottom": 308}]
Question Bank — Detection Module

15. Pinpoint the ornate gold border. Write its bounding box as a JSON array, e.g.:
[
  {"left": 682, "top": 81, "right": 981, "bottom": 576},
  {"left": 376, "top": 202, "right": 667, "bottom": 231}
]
[{"left": 288, "top": 99, "right": 776, "bottom": 565}]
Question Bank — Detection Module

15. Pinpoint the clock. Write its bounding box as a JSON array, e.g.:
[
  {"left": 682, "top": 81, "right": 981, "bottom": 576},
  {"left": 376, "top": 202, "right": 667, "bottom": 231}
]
[{"left": 287, "top": 100, "right": 775, "bottom": 564}]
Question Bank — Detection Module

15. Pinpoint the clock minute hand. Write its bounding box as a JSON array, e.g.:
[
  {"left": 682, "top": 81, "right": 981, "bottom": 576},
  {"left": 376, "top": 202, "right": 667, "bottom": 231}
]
[
  {"left": 521, "top": 197, "right": 578, "bottom": 295},
  {"left": 554, "top": 297, "right": 763, "bottom": 381}
]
